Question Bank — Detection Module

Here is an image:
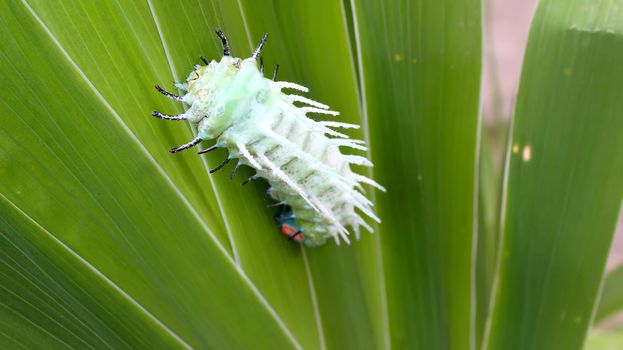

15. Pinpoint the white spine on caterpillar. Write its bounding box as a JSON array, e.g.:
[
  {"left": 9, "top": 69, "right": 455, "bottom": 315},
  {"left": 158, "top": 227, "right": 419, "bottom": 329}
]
[{"left": 153, "top": 30, "right": 385, "bottom": 247}]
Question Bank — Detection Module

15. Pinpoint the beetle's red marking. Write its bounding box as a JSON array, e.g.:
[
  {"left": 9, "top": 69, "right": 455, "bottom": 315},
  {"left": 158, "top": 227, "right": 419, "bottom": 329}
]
[
  {"left": 281, "top": 224, "right": 297, "bottom": 237},
  {"left": 281, "top": 224, "right": 305, "bottom": 242}
]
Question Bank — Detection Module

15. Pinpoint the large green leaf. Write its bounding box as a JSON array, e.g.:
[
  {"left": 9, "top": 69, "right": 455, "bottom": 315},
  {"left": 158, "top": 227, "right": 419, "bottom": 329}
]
[
  {"left": 147, "top": 0, "right": 387, "bottom": 348},
  {"left": 1, "top": 0, "right": 389, "bottom": 348},
  {"left": 232, "top": 1, "right": 389, "bottom": 347},
  {"left": 0, "top": 199, "right": 185, "bottom": 349},
  {"left": 352, "top": 0, "right": 482, "bottom": 348},
  {"left": 0, "top": 1, "right": 300, "bottom": 348},
  {"left": 4, "top": 0, "right": 620, "bottom": 348},
  {"left": 484, "top": 1, "right": 623, "bottom": 349},
  {"left": 24, "top": 0, "right": 229, "bottom": 245}
]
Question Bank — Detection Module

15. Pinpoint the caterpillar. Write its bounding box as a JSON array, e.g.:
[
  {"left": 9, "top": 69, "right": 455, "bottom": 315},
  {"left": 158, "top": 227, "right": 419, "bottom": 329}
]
[{"left": 152, "top": 30, "right": 384, "bottom": 247}]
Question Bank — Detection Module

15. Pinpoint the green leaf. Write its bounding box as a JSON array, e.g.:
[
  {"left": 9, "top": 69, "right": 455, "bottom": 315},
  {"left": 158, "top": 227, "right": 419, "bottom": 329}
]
[
  {"left": 147, "top": 0, "right": 388, "bottom": 347},
  {"left": 143, "top": 1, "right": 323, "bottom": 347},
  {"left": 0, "top": 1, "right": 301, "bottom": 348},
  {"left": 4, "top": 0, "right": 620, "bottom": 348},
  {"left": 475, "top": 125, "right": 505, "bottom": 348},
  {"left": 484, "top": 1, "right": 623, "bottom": 349},
  {"left": 586, "top": 326, "right": 623, "bottom": 350},
  {"left": 352, "top": 0, "right": 482, "bottom": 348},
  {"left": 225, "top": 1, "right": 388, "bottom": 347},
  {"left": 595, "top": 265, "right": 623, "bottom": 323},
  {"left": 0, "top": 199, "right": 185, "bottom": 349},
  {"left": 25, "top": 0, "right": 230, "bottom": 245}
]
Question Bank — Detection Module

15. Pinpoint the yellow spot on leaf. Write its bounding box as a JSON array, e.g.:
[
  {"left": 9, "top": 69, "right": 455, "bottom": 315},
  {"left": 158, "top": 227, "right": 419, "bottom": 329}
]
[
  {"left": 393, "top": 54, "right": 404, "bottom": 62},
  {"left": 512, "top": 144, "right": 520, "bottom": 153},
  {"left": 522, "top": 145, "right": 532, "bottom": 162},
  {"left": 564, "top": 67, "right": 573, "bottom": 76}
]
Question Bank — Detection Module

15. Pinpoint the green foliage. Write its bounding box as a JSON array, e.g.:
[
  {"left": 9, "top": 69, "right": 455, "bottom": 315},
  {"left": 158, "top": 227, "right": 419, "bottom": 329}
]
[
  {"left": 353, "top": 0, "right": 482, "bottom": 348},
  {"left": 0, "top": 0, "right": 621, "bottom": 349},
  {"left": 595, "top": 265, "right": 623, "bottom": 324},
  {"left": 484, "top": 0, "right": 623, "bottom": 348}
]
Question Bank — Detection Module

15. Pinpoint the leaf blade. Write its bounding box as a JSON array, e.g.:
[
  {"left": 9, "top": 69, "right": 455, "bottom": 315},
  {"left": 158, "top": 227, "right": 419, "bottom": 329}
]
[
  {"left": 352, "top": 0, "right": 483, "bottom": 348},
  {"left": 0, "top": 196, "right": 188, "bottom": 350},
  {"left": 595, "top": 264, "right": 623, "bottom": 324},
  {"left": 0, "top": 1, "right": 302, "bottom": 347},
  {"left": 485, "top": 1, "right": 623, "bottom": 348}
]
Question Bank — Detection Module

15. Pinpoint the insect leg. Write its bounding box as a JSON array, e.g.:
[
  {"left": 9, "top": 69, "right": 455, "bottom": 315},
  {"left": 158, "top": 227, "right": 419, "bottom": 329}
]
[
  {"left": 151, "top": 111, "right": 187, "bottom": 121},
  {"left": 169, "top": 137, "right": 202, "bottom": 153},
  {"left": 272, "top": 64, "right": 279, "bottom": 81},
  {"left": 259, "top": 57, "right": 264, "bottom": 75},
  {"left": 252, "top": 33, "right": 268, "bottom": 59},
  {"left": 200, "top": 56, "right": 209, "bottom": 65},
  {"left": 210, "top": 157, "right": 232, "bottom": 174},
  {"left": 154, "top": 85, "right": 183, "bottom": 101},
  {"left": 215, "top": 29, "right": 230, "bottom": 56}
]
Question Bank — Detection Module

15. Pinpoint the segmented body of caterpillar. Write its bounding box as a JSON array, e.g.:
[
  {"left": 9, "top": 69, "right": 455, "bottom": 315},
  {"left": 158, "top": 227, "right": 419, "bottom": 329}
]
[{"left": 152, "top": 30, "right": 384, "bottom": 247}]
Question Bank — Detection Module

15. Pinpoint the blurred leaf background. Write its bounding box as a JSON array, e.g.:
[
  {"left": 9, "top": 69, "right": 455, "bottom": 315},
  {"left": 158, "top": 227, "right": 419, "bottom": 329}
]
[{"left": 1, "top": 0, "right": 622, "bottom": 349}]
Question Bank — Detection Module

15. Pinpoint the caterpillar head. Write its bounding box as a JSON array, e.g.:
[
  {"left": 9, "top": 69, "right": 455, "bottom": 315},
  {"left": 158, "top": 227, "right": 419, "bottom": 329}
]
[
  {"left": 154, "top": 30, "right": 270, "bottom": 140},
  {"left": 182, "top": 56, "right": 267, "bottom": 139}
]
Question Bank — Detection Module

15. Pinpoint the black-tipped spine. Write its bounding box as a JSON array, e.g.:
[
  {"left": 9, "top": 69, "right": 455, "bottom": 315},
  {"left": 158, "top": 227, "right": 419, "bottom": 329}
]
[
  {"left": 210, "top": 157, "right": 231, "bottom": 174},
  {"left": 155, "top": 85, "right": 183, "bottom": 101},
  {"left": 215, "top": 29, "right": 230, "bottom": 56},
  {"left": 252, "top": 33, "right": 268, "bottom": 59},
  {"left": 152, "top": 111, "right": 186, "bottom": 121},
  {"left": 241, "top": 174, "right": 260, "bottom": 186},
  {"left": 200, "top": 56, "right": 209, "bottom": 65},
  {"left": 197, "top": 144, "right": 219, "bottom": 154},
  {"left": 230, "top": 161, "right": 241, "bottom": 179},
  {"left": 170, "top": 137, "right": 202, "bottom": 154},
  {"left": 272, "top": 64, "right": 279, "bottom": 81}
]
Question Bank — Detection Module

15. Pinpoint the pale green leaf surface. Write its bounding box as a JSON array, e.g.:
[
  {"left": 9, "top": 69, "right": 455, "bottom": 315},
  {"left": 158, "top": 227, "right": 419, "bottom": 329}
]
[
  {"left": 0, "top": 1, "right": 300, "bottom": 348},
  {"left": 595, "top": 264, "right": 623, "bottom": 323},
  {"left": 485, "top": 1, "right": 623, "bottom": 349},
  {"left": 586, "top": 326, "right": 623, "bottom": 350},
  {"left": 0, "top": 199, "right": 185, "bottom": 349},
  {"left": 353, "top": 0, "right": 482, "bottom": 348},
  {"left": 26, "top": 0, "right": 229, "bottom": 246},
  {"left": 475, "top": 126, "right": 504, "bottom": 348}
]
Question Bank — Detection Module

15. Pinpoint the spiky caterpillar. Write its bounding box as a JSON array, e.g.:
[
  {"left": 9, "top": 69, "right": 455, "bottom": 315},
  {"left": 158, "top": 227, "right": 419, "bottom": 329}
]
[{"left": 152, "top": 30, "right": 384, "bottom": 247}]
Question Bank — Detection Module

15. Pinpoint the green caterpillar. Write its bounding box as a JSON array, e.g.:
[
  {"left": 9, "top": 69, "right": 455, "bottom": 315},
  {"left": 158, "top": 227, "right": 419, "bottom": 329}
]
[{"left": 152, "top": 30, "right": 384, "bottom": 247}]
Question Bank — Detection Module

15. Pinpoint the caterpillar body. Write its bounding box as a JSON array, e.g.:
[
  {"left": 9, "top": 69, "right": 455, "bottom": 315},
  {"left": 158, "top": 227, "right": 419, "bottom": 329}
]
[{"left": 153, "top": 30, "right": 384, "bottom": 247}]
